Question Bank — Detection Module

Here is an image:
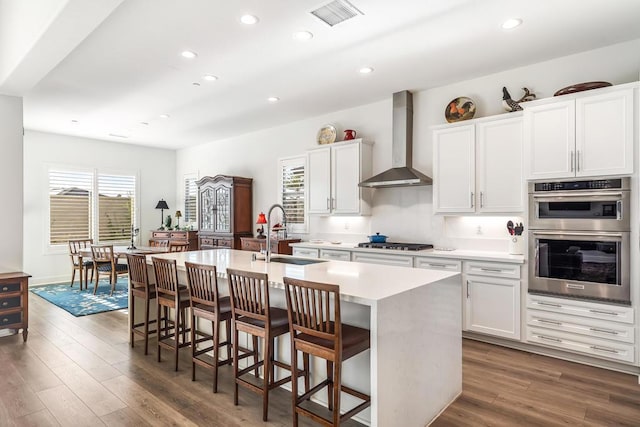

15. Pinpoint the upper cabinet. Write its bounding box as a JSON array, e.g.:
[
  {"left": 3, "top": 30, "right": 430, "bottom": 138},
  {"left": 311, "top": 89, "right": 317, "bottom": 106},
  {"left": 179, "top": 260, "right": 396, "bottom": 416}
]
[
  {"left": 433, "top": 116, "right": 524, "bottom": 214},
  {"left": 307, "top": 139, "right": 373, "bottom": 215},
  {"left": 525, "top": 86, "right": 634, "bottom": 180}
]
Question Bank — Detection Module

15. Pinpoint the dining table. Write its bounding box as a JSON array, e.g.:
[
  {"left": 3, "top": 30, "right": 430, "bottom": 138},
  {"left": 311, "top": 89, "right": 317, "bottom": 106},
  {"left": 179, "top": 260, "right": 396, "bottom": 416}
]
[{"left": 78, "top": 245, "right": 169, "bottom": 259}]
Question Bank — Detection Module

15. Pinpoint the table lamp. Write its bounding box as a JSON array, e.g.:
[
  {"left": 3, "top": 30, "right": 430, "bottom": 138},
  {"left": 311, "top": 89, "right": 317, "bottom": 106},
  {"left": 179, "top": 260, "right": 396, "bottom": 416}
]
[
  {"left": 175, "top": 210, "right": 182, "bottom": 229},
  {"left": 155, "top": 199, "right": 169, "bottom": 229},
  {"left": 256, "top": 212, "right": 267, "bottom": 239}
]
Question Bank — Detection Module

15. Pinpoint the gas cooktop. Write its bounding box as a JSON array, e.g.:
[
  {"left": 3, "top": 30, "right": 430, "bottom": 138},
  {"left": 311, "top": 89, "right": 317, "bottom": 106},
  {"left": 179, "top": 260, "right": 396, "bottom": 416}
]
[{"left": 357, "top": 242, "right": 434, "bottom": 251}]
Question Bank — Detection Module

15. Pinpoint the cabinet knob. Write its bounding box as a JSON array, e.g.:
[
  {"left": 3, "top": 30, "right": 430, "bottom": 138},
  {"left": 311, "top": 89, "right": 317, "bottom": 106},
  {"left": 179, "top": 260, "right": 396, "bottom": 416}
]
[
  {"left": 2, "top": 318, "right": 8, "bottom": 323},
  {"left": 1, "top": 287, "right": 7, "bottom": 291},
  {"left": 1, "top": 302, "right": 7, "bottom": 307}
]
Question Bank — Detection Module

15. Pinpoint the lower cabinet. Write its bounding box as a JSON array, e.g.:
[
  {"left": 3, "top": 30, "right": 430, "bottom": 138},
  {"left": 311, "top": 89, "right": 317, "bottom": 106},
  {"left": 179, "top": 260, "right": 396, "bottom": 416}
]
[
  {"left": 292, "top": 247, "right": 319, "bottom": 259},
  {"left": 526, "top": 293, "right": 635, "bottom": 363},
  {"left": 319, "top": 249, "right": 351, "bottom": 262},
  {"left": 352, "top": 252, "right": 413, "bottom": 267}
]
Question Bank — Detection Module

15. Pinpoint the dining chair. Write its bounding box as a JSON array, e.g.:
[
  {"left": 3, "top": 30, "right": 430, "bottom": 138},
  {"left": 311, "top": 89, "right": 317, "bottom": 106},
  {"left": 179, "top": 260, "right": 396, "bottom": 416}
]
[
  {"left": 169, "top": 241, "right": 189, "bottom": 252},
  {"left": 126, "top": 253, "right": 157, "bottom": 355},
  {"left": 150, "top": 239, "right": 170, "bottom": 248},
  {"left": 283, "top": 277, "right": 370, "bottom": 427},
  {"left": 185, "top": 261, "right": 232, "bottom": 392},
  {"left": 152, "top": 256, "right": 191, "bottom": 371},
  {"left": 68, "top": 239, "right": 94, "bottom": 291},
  {"left": 90, "top": 244, "right": 128, "bottom": 295},
  {"left": 226, "top": 268, "right": 307, "bottom": 421}
]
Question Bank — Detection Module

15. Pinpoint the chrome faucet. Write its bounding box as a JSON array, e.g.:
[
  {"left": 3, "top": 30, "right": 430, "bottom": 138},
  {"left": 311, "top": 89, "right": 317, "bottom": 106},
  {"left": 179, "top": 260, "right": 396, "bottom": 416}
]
[{"left": 265, "top": 203, "right": 287, "bottom": 262}]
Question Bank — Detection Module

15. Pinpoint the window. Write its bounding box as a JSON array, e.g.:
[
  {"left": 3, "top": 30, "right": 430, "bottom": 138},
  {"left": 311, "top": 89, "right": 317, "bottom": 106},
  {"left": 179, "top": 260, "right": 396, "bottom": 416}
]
[
  {"left": 184, "top": 175, "right": 197, "bottom": 224},
  {"left": 48, "top": 167, "right": 137, "bottom": 246},
  {"left": 278, "top": 155, "right": 307, "bottom": 233},
  {"left": 49, "top": 169, "right": 93, "bottom": 245}
]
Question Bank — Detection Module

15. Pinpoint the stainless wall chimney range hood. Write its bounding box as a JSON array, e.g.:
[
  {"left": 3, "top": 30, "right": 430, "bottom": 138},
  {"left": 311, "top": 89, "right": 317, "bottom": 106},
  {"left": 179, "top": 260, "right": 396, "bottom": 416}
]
[{"left": 359, "top": 90, "right": 432, "bottom": 188}]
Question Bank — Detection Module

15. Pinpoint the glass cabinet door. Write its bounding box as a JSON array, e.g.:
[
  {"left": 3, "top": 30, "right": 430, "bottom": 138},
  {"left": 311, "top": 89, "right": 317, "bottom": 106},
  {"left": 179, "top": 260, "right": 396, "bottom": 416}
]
[
  {"left": 199, "top": 187, "right": 215, "bottom": 231},
  {"left": 214, "top": 185, "right": 231, "bottom": 232}
]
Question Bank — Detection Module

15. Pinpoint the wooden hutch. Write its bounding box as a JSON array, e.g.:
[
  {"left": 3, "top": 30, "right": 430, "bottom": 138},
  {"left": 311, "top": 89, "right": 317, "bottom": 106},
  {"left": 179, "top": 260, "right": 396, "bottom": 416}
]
[{"left": 196, "top": 175, "right": 253, "bottom": 249}]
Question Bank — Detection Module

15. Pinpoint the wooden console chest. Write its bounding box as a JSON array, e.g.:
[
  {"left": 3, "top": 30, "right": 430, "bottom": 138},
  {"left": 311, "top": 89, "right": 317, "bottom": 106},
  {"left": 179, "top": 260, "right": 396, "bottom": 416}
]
[
  {"left": 240, "top": 237, "right": 301, "bottom": 255},
  {"left": 0, "top": 272, "right": 30, "bottom": 342},
  {"left": 149, "top": 230, "right": 198, "bottom": 250}
]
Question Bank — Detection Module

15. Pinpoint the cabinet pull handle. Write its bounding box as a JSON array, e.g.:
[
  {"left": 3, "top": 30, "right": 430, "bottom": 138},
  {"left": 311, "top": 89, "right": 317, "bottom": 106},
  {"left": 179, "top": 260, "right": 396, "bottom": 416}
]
[
  {"left": 589, "top": 327, "right": 619, "bottom": 335},
  {"left": 537, "top": 301, "right": 562, "bottom": 308},
  {"left": 480, "top": 191, "right": 484, "bottom": 208},
  {"left": 466, "top": 280, "right": 469, "bottom": 299},
  {"left": 590, "top": 345, "right": 619, "bottom": 354},
  {"left": 538, "top": 334, "right": 561, "bottom": 343},
  {"left": 537, "top": 319, "right": 561, "bottom": 326},
  {"left": 570, "top": 151, "right": 575, "bottom": 172},
  {"left": 331, "top": 198, "right": 336, "bottom": 210},
  {"left": 480, "top": 267, "right": 503, "bottom": 273},
  {"left": 576, "top": 150, "right": 581, "bottom": 172},
  {"left": 617, "top": 200, "right": 622, "bottom": 221},
  {"left": 427, "top": 263, "right": 447, "bottom": 268},
  {"left": 589, "top": 309, "right": 618, "bottom": 316},
  {"left": 470, "top": 192, "right": 474, "bottom": 208},
  {"left": 326, "top": 198, "right": 330, "bottom": 210}
]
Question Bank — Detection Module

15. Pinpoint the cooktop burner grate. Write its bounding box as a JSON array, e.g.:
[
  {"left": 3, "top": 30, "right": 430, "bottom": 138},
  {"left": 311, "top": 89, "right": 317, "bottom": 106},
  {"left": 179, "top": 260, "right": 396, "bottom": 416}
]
[{"left": 357, "top": 242, "right": 433, "bottom": 251}]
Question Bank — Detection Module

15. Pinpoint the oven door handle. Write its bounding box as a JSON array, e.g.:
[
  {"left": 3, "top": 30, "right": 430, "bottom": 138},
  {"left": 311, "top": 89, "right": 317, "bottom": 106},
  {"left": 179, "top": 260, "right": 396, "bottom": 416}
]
[
  {"left": 531, "top": 230, "right": 623, "bottom": 238},
  {"left": 531, "top": 192, "right": 624, "bottom": 201}
]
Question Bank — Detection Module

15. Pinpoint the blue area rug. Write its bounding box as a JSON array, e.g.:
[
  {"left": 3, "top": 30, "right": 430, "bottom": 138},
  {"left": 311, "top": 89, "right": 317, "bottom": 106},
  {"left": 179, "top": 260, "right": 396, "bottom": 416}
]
[{"left": 30, "top": 277, "right": 129, "bottom": 317}]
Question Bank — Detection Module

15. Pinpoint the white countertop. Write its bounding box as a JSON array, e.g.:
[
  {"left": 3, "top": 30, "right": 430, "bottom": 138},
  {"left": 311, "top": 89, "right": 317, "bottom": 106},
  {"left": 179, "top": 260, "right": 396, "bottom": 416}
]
[
  {"left": 289, "top": 241, "right": 525, "bottom": 264},
  {"left": 147, "top": 249, "right": 460, "bottom": 306}
]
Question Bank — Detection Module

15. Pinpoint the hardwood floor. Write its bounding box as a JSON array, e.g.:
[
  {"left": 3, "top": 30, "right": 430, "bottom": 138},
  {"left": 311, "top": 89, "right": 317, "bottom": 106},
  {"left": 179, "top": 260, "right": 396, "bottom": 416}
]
[{"left": 1, "top": 294, "right": 639, "bottom": 426}]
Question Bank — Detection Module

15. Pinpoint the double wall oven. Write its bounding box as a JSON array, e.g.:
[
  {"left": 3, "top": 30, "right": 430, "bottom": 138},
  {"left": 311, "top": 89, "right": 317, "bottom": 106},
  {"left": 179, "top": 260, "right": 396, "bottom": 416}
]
[{"left": 528, "top": 178, "right": 630, "bottom": 305}]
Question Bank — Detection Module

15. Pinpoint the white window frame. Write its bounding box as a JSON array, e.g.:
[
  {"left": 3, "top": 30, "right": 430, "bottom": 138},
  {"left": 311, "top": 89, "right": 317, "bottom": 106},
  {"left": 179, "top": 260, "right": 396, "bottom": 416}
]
[
  {"left": 183, "top": 172, "right": 198, "bottom": 227},
  {"left": 45, "top": 164, "right": 140, "bottom": 253},
  {"left": 278, "top": 154, "right": 308, "bottom": 234}
]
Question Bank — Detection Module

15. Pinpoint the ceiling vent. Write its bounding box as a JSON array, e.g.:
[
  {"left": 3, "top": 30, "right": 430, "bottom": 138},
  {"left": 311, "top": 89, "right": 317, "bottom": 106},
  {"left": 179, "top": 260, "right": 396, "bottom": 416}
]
[{"left": 310, "top": 0, "right": 363, "bottom": 27}]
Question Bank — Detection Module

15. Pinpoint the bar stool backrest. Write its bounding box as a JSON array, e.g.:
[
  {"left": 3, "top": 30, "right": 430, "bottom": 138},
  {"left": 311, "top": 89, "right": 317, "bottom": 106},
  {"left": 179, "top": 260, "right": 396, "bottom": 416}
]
[
  {"left": 126, "top": 253, "right": 150, "bottom": 289},
  {"left": 152, "top": 257, "right": 180, "bottom": 298},
  {"left": 185, "top": 262, "right": 220, "bottom": 309},
  {"left": 226, "top": 268, "right": 270, "bottom": 325}
]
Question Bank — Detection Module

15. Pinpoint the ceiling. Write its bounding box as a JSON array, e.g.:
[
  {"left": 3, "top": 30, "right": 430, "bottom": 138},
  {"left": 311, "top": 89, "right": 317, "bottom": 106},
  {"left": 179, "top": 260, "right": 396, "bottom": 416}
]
[{"left": 2, "top": 0, "right": 640, "bottom": 150}]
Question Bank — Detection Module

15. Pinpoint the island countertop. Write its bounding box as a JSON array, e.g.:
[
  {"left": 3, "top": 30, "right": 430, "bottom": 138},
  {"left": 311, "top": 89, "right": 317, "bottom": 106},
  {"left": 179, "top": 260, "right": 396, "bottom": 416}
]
[{"left": 147, "top": 248, "right": 460, "bottom": 306}]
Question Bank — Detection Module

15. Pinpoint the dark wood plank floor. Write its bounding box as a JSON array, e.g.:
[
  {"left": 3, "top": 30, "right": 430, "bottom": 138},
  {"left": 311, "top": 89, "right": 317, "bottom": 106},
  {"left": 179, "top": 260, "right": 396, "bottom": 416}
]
[{"left": 1, "top": 293, "right": 639, "bottom": 426}]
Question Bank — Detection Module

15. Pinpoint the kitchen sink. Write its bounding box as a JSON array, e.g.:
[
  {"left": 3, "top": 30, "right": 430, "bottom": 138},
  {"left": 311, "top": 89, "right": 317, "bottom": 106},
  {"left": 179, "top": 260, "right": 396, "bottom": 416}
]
[{"left": 269, "top": 257, "right": 326, "bottom": 265}]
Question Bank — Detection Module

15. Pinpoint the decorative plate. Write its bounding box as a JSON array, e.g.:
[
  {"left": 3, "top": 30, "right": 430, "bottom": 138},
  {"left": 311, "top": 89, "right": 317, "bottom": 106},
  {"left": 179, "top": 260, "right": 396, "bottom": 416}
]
[
  {"left": 445, "top": 97, "right": 476, "bottom": 123},
  {"left": 554, "top": 81, "right": 612, "bottom": 96},
  {"left": 317, "top": 124, "right": 337, "bottom": 145}
]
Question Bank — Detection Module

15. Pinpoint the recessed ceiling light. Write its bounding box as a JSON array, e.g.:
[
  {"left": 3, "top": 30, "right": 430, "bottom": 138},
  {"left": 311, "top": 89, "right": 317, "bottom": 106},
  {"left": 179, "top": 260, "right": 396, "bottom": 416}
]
[
  {"left": 140, "top": 122, "right": 149, "bottom": 126},
  {"left": 240, "top": 14, "right": 259, "bottom": 25},
  {"left": 267, "top": 97, "right": 280, "bottom": 103},
  {"left": 159, "top": 114, "right": 170, "bottom": 119},
  {"left": 181, "top": 50, "right": 198, "bottom": 59},
  {"left": 71, "top": 119, "right": 78, "bottom": 123},
  {"left": 192, "top": 82, "right": 201, "bottom": 86},
  {"left": 501, "top": 18, "right": 522, "bottom": 30},
  {"left": 293, "top": 30, "right": 313, "bottom": 41},
  {"left": 203, "top": 74, "right": 218, "bottom": 81},
  {"left": 359, "top": 67, "right": 374, "bottom": 74}
]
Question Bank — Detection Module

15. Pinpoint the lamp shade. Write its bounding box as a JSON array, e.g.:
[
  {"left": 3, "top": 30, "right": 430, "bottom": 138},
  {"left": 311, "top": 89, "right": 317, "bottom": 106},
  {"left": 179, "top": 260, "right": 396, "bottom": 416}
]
[
  {"left": 175, "top": 210, "right": 182, "bottom": 218},
  {"left": 155, "top": 199, "right": 169, "bottom": 210},
  {"left": 256, "top": 212, "right": 267, "bottom": 224}
]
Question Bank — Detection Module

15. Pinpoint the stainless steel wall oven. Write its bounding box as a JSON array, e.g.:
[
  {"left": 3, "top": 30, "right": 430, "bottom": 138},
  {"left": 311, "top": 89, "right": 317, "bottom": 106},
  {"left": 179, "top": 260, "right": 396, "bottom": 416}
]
[{"left": 528, "top": 178, "right": 630, "bottom": 304}]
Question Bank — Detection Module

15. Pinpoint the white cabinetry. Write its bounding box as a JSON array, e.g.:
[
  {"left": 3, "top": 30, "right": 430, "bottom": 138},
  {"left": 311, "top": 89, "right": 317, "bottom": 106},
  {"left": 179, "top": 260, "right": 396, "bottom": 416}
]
[
  {"left": 525, "top": 87, "right": 634, "bottom": 180},
  {"left": 464, "top": 261, "right": 521, "bottom": 340},
  {"left": 292, "top": 247, "right": 319, "bottom": 259},
  {"left": 319, "top": 248, "right": 351, "bottom": 262},
  {"left": 433, "top": 116, "right": 524, "bottom": 214},
  {"left": 307, "top": 139, "right": 372, "bottom": 215},
  {"left": 527, "top": 294, "right": 635, "bottom": 364},
  {"left": 352, "top": 252, "right": 413, "bottom": 267}
]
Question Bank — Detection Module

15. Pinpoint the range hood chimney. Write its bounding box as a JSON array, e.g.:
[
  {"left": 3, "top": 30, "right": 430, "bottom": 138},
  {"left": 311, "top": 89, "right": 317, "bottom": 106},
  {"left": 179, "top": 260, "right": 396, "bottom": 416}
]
[{"left": 359, "top": 90, "right": 432, "bottom": 188}]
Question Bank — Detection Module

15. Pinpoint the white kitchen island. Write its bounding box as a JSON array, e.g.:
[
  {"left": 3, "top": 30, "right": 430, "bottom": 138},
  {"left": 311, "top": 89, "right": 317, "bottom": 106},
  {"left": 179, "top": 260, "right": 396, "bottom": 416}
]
[{"left": 143, "top": 249, "right": 462, "bottom": 427}]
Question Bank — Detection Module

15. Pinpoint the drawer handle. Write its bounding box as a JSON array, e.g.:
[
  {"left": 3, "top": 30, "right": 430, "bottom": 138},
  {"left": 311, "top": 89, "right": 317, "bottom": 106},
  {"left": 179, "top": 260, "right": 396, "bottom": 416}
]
[
  {"left": 537, "top": 301, "right": 562, "bottom": 308},
  {"left": 589, "top": 327, "right": 619, "bottom": 335},
  {"left": 538, "top": 335, "right": 561, "bottom": 343},
  {"left": 589, "top": 309, "right": 618, "bottom": 316},
  {"left": 480, "top": 267, "right": 503, "bottom": 273},
  {"left": 2, "top": 287, "right": 7, "bottom": 291},
  {"left": 537, "top": 319, "right": 561, "bottom": 326},
  {"left": 590, "top": 345, "right": 619, "bottom": 354},
  {"left": 428, "top": 263, "right": 447, "bottom": 268}
]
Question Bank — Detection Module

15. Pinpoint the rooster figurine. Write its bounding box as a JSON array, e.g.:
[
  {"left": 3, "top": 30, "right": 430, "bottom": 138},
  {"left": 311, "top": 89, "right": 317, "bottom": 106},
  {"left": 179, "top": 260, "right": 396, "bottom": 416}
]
[
  {"left": 502, "top": 87, "right": 523, "bottom": 112},
  {"left": 517, "top": 87, "right": 536, "bottom": 103}
]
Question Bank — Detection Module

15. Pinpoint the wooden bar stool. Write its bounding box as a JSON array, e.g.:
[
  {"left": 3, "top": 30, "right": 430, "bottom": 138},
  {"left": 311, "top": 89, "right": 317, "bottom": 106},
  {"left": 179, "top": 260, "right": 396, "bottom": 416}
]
[
  {"left": 126, "top": 254, "right": 157, "bottom": 355},
  {"left": 283, "top": 277, "right": 371, "bottom": 427},
  {"left": 185, "top": 261, "right": 232, "bottom": 392},
  {"left": 152, "top": 257, "right": 191, "bottom": 371},
  {"left": 226, "top": 268, "right": 308, "bottom": 422}
]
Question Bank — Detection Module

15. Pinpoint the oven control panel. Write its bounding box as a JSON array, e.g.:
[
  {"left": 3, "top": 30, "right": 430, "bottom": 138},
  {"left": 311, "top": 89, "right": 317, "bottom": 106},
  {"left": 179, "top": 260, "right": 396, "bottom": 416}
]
[{"left": 533, "top": 179, "right": 624, "bottom": 192}]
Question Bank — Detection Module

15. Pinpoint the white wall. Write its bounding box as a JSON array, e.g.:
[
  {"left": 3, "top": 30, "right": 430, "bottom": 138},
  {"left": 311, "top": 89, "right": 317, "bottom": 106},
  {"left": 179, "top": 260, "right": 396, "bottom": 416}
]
[
  {"left": 176, "top": 39, "right": 640, "bottom": 248},
  {"left": 24, "top": 130, "right": 176, "bottom": 284},
  {"left": 0, "top": 95, "right": 24, "bottom": 272}
]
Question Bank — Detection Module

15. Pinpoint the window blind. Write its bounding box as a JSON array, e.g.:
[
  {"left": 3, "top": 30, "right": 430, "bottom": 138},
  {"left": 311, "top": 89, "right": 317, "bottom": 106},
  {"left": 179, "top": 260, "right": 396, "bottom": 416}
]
[
  {"left": 97, "top": 173, "right": 136, "bottom": 242},
  {"left": 279, "top": 157, "right": 306, "bottom": 232},
  {"left": 184, "top": 176, "right": 197, "bottom": 223},
  {"left": 49, "top": 170, "right": 93, "bottom": 245}
]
